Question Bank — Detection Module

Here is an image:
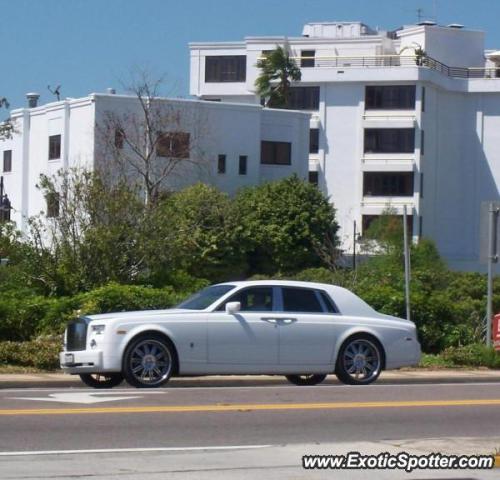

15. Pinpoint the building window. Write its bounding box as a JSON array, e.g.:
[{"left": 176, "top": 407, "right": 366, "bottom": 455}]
[
  {"left": 420, "top": 130, "right": 425, "bottom": 156},
  {"left": 239, "top": 155, "right": 247, "bottom": 175},
  {"left": 363, "top": 172, "right": 414, "bottom": 197},
  {"left": 309, "top": 129, "right": 319, "bottom": 154},
  {"left": 3, "top": 150, "right": 12, "bottom": 172},
  {"left": 46, "top": 192, "right": 60, "bottom": 218},
  {"left": 157, "top": 132, "right": 190, "bottom": 158},
  {"left": 308, "top": 171, "right": 319, "bottom": 186},
  {"left": 421, "top": 86, "right": 426, "bottom": 112},
  {"left": 114, "top": 128, "right": 124, "bottom": 149},
  {"left": 364, "top": 128, "right": 415, "bottom": 154},
  {"left": 205, "top": 55, "right": 246, "bottom": 82},
  {"left": 287, "top": 86, "right": 320, "bottom": 110},
  {"left": 362, "top": 214, "right": 413, "bottom": 237},
  {"left": 420, "top": 173, "right": 424, "bottom": 198},
  {"left": 48, "top": 135, "right": 61, "bottom": 160},
  {"left": 365, "top": 86, "right": 416, "bottom": 110},
  {"left": 261, "top": 141, "right": 292, "bottom": 165},
  {"left": 217, "top": 154, "right": 226, "bottom": 174},
  {"left": 301, "top": 50, "right": 315, "bottom": 68}
]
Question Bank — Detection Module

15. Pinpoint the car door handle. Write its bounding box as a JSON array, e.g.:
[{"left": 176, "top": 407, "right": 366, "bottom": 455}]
[
  {"left": 260, "top": 317, "right": 278, "bottom": 323},
  {"left": 279, "top": 318, "right": 297, "bottom": 324}
]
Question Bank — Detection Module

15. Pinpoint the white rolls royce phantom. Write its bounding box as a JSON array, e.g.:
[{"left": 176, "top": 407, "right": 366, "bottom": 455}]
[{"left": 60, "top": 280, "right": 421, "bottom": 388}]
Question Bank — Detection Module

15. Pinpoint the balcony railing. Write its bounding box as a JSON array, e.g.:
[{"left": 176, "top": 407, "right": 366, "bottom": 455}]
[{"left": 291, "top": 55, "right": 500, "bottom": 79}]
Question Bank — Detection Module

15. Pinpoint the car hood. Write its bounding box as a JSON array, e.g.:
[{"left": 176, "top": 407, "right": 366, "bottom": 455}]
[{"left": 85, "top": 309, "right": 196, "bottom": 323}]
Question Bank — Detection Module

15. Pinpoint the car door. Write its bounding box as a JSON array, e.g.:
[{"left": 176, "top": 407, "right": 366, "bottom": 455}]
[
  {"left": 277, "top": 287, "right": 338, "bottom": 366},
  {"left": 207, "top": 286, "right": 279, "bottom": 367}
]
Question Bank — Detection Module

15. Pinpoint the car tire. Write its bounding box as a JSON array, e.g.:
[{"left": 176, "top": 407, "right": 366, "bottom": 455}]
[
  {"left": 79, "top": 373, "right": 124, "bottom": 389},
  {"left": 285, "top": 374, "right": 327, "bottom": 386},
  {"left": 123, "top": 334, "right": 175, "bottom": 388},
  {"left": 335, "top": 334, "right": 383, "bottom": 385}
]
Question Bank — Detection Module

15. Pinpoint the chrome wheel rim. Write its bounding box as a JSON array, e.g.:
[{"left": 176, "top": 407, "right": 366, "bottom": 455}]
[
  {"left": 129, "top": 340, "right": 172, "bottom": 386},
  {"left": 342, "top": 339, "right": 380, "bottom": 382}
]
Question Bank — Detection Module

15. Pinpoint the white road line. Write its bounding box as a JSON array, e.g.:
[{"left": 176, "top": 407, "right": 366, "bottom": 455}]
[
  {"left": 0, "top": 445, "right": 272, "bottom": 457},
  {"left": 1, "top": 382, "right": 499, "bottom": 394}
]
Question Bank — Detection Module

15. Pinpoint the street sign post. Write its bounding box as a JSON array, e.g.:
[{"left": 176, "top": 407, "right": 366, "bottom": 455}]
[{"left": 480, "top": 201, "right": 500, "bottom": 347}]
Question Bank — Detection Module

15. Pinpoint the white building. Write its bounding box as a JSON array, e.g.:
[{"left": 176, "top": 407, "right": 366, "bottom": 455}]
[
  {"left": 190, "top": 21, "right": 500, "bottom": 271},
  {"left": 0, "top": 93, "right": 310, "bottom": 231}
]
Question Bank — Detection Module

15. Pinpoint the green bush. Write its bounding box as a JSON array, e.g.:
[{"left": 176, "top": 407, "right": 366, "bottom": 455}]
[
  {"left": 442, "top": 344, "right": 500, "bottom": 368},
  {"left": 0, "top": 336, "right": 62, "bottom": 370},
  {"left": 0, "top": 283, "right": 202, "bottom": 340}
]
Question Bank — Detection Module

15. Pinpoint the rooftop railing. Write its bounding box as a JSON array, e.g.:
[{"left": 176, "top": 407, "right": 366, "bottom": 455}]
[{"left": 291, "top": 55, "right": 500, "bottom": 79}]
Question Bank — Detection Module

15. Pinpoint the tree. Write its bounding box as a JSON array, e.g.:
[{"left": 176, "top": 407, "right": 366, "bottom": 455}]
[
  {"left": 96, "top": 71, "right": 210, "bottom": 206},
  {"left": 234, "top": 175, "right": 339, "bottom": 274},
  {"left": 148, "top": 184, "right": 247, "bottom": 283},
  {"left": 26, "top": 168, "right": 150, "bottom": 295},
  {"left": 255, "top": 45, "right": 301, "bottom": 108},
  {"left": 0, "top": 97, "right": 13, "bottom": 140}
]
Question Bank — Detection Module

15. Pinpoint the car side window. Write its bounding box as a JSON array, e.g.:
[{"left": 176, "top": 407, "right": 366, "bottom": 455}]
[
  {"left": 281, "top": 288, "right": 323, "bottom": 313},
  {"left": 219, "top": 287, "right": 273, "bottom": 312},
  {"left": 319, "top": 291, "right": 339, "bottom": 313}
]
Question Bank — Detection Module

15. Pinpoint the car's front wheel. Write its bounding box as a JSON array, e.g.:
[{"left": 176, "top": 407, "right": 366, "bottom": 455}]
[
  {"left": 79, "top": 373, "right": 124, "bottom": 389},
  {"left": 335, "top": 334, "right": 383, "bottom": 385},
  {"left": 285, "top": 374, "right": 327, "bottom": 386},
  {"left": 123, "top": 334, "right": 175, "bottom": 388}
]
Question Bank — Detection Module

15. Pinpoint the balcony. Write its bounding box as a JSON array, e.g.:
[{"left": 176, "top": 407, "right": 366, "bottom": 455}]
[{"left": 292, "top": 55, "right": 500, "bottom": 80}]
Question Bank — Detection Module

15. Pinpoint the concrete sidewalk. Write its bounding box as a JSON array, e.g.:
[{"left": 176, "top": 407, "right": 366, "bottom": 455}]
[{"left": 1, "top": 369, "right": 499, "bottom": 389}]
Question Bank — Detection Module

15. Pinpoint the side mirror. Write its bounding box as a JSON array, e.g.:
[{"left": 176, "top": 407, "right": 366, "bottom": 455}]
[{"left": 225, "top": 301, "right": 241, "bottom": 315}]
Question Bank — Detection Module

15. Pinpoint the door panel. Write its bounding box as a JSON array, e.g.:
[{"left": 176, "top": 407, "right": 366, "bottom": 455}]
[
  {"left": 278, "top": 314, "right": 337, "bottom": 365},
  {"left": 207, "top": 312, "right": 279, "bottom": 365}
]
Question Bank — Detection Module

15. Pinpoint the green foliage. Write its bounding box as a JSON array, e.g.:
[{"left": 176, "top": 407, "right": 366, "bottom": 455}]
[
  {"left": 418, "top": 353, "right": 454, "bottom": 368},
  {"left": 234, "top": 176, "right": 339, "bottom": 274},
  {"left": 0, "top": 283, "right": 188, "bottom": 341},
  {"left": 442, "top": 344, "right": 500, "bottom": 368},
  {"left": 148, "top": 184, "right": 246, "bottom": 283},
  {"left": 0, "top": 336, "right": 61, "bottom": 370},
  {"left": 255, "top": 46, "right": 301, "bottom": 108}
]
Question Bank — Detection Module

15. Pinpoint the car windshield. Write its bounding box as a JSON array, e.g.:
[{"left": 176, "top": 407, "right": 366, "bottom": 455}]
[{"left": 176, "top": 284, "right": 235, "bottom": 310}]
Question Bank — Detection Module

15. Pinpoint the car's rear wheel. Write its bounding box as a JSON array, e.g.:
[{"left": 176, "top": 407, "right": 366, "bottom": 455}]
[
  {"left": 79, "top": 373, "right": 124, "bottom": 389},
  {"left": 335, "top": 334, "right": 382, "bottom": 385},
  {"left": 123, "top": 334, "right": 175, "bottom": 388},
  {"left": 285, "top": 374, "right": 327, "bottom": 386}
]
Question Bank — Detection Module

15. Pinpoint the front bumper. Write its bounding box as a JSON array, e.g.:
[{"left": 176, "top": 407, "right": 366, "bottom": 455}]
[{"left": 59, "top": 350, "right": 104, "bottom": 374}]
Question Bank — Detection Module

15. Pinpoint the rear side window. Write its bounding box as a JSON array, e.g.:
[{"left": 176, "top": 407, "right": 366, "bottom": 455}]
[
  {"left": 319, "top": 291, "right": 338, "bottom": 313},
  {"left": 282, "top": 288, "right": 323, "bottom": 313}
]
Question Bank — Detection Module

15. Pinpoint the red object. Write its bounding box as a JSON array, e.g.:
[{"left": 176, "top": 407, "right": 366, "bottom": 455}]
[{"left": 493, "top": 314, "right": 500, "bottom": 351}]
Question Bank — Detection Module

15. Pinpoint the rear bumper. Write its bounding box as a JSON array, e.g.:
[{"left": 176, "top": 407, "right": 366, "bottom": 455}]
[{"left": 59, "top": 350, "right": 105, "bottom": 374}]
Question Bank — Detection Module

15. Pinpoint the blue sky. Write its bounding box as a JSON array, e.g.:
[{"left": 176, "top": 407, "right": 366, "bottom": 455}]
[{"left": 1, "top": 0, "right": 499, "bottom": 112}]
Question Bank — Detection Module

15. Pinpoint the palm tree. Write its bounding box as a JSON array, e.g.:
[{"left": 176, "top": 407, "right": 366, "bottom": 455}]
[{"left": 255, "top": 45, "right": 301, "bottom": 108}]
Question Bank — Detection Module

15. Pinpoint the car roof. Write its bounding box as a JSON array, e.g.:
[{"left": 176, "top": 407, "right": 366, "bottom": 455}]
[{"left": 216, "top": 280, "right": 377, "bottom": 317}]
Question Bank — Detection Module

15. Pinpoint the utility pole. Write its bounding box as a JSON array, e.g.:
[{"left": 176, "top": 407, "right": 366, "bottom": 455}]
[
  {"left": 486, "top": 203, "right": 499, "bottom": 347},
  {"left": 403, "top": 206, "right": 411, "bottom": 322}
]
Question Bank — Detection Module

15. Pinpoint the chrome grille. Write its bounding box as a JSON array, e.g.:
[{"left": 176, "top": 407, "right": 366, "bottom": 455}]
[{"left": 66, "top": 318, "right": 89, "bottom": 351}]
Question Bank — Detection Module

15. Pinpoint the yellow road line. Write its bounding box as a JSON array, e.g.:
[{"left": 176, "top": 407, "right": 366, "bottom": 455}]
[{"left": 0, "top": 398, "right": 500, "bottom": 416}]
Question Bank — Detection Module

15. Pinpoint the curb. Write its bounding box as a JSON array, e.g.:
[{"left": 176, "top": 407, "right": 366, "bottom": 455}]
[{"left": 1, "top": 370, "right": 500, "bottom": 389}]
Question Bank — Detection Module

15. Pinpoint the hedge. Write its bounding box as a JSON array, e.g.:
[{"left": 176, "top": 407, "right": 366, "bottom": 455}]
[{"left": 0, "top": 283, "right": 202, "bottom": 342}]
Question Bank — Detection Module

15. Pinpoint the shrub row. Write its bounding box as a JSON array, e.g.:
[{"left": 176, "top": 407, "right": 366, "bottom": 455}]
[
  {"left": 0, "top": 336, "right": 62, "bottom": 370},
  {"left": 0, "top": 283, "right": 203, "bottom": 341}
]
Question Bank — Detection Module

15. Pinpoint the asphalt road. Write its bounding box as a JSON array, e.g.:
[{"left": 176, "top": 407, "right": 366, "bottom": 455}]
[{"left": 1, "top": 381, "right": 499, "bottom": 479}]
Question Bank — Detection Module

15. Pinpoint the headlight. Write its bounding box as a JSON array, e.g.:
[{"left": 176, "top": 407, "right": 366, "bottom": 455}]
[{"left": 91, "top": 324, "right": 106, "bottom": 334}]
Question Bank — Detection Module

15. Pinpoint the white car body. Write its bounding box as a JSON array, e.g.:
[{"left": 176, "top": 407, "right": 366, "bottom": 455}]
[{"left": 60, "top": 280, "right": 421, "bottom": 379}]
